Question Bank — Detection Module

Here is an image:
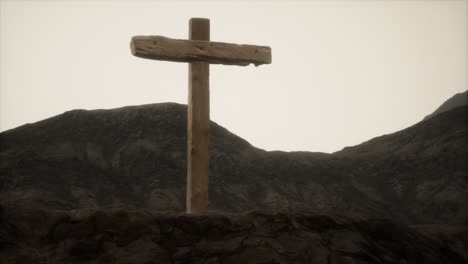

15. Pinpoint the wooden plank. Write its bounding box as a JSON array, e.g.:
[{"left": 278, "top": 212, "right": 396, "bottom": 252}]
[
  {"left": 130, "top": 35, "right": 271, "bottom": 66},
  {"left": 187, "top": 18, "right": 210, "bottom": 213}
]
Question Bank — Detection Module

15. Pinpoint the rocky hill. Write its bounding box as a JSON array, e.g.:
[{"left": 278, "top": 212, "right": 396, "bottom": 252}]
[
  {"left": 1, "top": 205, "right": 467, "bottom": 264},
  {"left": 1, "top": 92, "right": 468, "bottom": 263},
  {"left": 1, "top": 103, "right": 467, "bottom": 225},
  {"left": 424, "top": 90, "right": 467, "bottom": 120}
]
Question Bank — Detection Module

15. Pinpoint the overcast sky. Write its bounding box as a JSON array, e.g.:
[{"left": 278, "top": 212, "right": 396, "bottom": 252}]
[{"left": 1, "top": 1, "right": 467, "bottom": 153}]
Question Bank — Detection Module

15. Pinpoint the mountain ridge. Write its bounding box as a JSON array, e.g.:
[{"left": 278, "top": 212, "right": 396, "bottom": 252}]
[
  {"left": 423, "top": 90, "right": 468, "bottom": 120},
  {"left": 1, "top": 101, "right": 466, "bottom": 224}
]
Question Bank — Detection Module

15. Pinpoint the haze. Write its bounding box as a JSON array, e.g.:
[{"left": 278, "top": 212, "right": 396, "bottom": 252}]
[{"left": 1, "top": 0, "right": 467, "bottom": 153}]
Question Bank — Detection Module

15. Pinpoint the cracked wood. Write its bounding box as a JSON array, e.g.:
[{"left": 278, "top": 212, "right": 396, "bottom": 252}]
[{"left": 130, "top": 35, "right": 271, "bottom": 66}]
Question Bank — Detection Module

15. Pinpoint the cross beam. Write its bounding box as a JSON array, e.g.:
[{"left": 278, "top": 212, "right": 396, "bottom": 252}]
[
  {"left": 130, "top": 18, "right": 272, "bottom": 213},
  {"left": 131, "top": 36, "right": 271, "bottom": 66}
]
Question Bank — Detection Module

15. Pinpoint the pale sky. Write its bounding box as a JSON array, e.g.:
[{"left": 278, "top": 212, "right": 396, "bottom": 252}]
[{"left": 1, "top": 1, "right": 467, "bottom": 153}]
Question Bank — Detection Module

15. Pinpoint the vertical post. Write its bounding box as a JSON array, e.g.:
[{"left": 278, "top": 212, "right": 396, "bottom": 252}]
[{"left": 187, "top": 18, "right": 210, "bottom": 213}]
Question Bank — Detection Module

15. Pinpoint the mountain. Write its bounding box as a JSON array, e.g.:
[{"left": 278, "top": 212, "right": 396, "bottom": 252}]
[
  {"left": 424, "top": 90, "right": 468, "bottom": 120},
  {"left": 1, "top": 204, "right": 467, "bottom": 264},
  {"left": 1, "top": 92, "right": 468, "bottom": 263},
  {"left": 1, "top": 102, "right": 467, "bottom": 225}
]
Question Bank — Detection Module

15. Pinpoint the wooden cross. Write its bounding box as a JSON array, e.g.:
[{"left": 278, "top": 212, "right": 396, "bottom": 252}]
[{"left": 130, "top": 18, "right": 271, "bottom": 213}]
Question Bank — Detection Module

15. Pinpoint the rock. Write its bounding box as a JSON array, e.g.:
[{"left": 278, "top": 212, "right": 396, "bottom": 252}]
[
  {"left": 222, "top": 247, "right": 284, "bottom": 264},
  {"left": 2, "top": 205, "right": 466, "bottom": 263}
]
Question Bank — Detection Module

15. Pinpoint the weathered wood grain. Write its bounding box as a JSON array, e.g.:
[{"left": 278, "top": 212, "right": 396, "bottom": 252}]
[
  {"left": 187, "top": 18, "right": 210, "bottom": 213},
  {"left": 130, "top": 35, "right": 271, "bottom": 66}
]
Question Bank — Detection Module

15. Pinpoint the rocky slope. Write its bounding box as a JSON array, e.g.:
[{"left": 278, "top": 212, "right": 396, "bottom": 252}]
[
  {"left": 1, "top": 204, "right": 466, "bottom": 264},
  {"left": 424, "top": 90, "right": 468, "bottom": 120},
  {"left": 0, "top": 103, "right": 467, "bottom": 225}
]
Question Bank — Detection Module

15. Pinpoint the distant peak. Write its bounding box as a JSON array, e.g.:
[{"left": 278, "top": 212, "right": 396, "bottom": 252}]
[{"left": 423, "top": 90, "right": 468, "bottom": 121}]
